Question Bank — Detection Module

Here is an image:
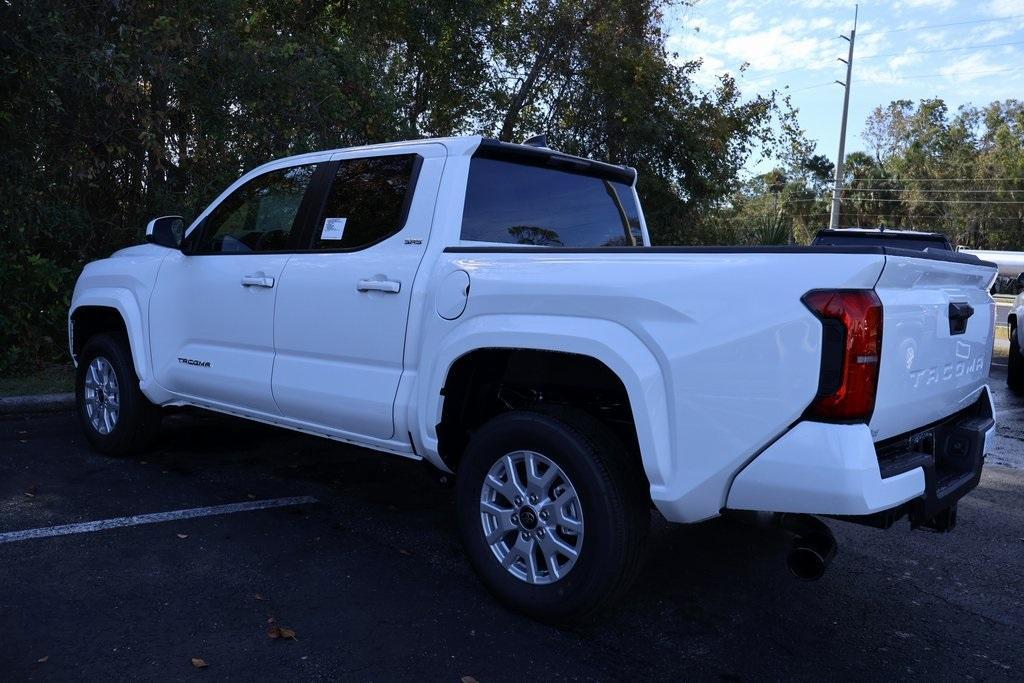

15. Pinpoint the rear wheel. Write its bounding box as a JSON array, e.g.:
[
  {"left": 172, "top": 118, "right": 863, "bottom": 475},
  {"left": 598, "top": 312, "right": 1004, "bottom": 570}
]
[
  {"left": 76, "top": 333, "right": 161, "bottom": 454},
  {"left": 1009, "top": 324, "right": 1024, "bottom": 391},
  {"left": 456, "top": 408, "right": 648, "bottom": 624}
]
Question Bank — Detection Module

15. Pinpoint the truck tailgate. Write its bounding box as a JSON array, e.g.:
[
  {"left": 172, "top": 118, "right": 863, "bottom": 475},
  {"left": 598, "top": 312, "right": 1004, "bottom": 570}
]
[{"left": 871, "top": 251, "right": 997, "bottom": 441}]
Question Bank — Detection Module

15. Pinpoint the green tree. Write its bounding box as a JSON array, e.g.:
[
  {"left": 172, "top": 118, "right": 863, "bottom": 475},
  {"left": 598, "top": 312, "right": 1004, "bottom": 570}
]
[{"left": 0, "top": 0, "right": 798, "bottom": 372}]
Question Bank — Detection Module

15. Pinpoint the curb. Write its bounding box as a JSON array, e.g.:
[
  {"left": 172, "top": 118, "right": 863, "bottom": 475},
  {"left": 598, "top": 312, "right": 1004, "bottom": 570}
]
[{"left": 0, "top": 392, "right": 75, "bottom": 415}]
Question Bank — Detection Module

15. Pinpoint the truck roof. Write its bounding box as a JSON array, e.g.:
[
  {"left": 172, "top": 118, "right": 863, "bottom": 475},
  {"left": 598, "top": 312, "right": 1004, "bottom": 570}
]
[{"left": 249, "top": 135, "right": 636, "bottom": 184}]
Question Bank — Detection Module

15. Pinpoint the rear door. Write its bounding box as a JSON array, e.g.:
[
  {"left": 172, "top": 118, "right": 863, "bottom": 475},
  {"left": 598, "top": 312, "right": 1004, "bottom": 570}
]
[
  {"left": 149, "top": 161, "right": 323, "bottom": 414},
  {"left": 271, "top": 143, "right": 445, "bottom": 440},
  {"left": 870, "top": 251, "right": 996, "bottom": 441}
]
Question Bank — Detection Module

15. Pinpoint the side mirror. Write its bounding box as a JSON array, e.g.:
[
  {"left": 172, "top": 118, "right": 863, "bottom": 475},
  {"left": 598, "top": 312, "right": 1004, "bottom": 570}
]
[{"left": 145, "top": 216, "right": 184, "bottom": 249}]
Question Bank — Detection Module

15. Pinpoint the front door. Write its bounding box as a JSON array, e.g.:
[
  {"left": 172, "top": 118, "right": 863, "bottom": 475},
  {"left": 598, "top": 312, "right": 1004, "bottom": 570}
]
[
  {"left": 149, "top": 161, "right": 322, "bottom": 415},
  {"left": 272, "top": 144, "right": 446, "bottom": 440}
]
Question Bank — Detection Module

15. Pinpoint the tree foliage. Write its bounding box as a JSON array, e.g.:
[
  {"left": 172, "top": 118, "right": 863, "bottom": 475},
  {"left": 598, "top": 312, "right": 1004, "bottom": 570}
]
[
  {"left": 710, "top": 98, "right": 1024, "bottom": 249},
  {"left": 1, "top": 0, "right": 794, "bottom": 372}
]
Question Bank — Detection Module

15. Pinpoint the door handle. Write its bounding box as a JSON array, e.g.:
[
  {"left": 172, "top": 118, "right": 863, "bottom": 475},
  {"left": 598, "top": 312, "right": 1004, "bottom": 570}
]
[
  {"left": 241, "top": 275, "right": 275, "bottom": 288},
  {"left": 357, "top": 279, "right": 401, "bottom": 294},
  {"left": 948, "top": 301, "right": 974, "bottom": 335}
]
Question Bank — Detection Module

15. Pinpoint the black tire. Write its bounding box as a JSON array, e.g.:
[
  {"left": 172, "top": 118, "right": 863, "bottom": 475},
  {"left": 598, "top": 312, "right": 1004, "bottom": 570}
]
[
  {"left": 76, "top": 333, "right": 162, "bottom": 455},
  {"left": 456, "top": 408, "right": 649, "bottom": 624},
  {"left": 1009, "top": 324, "right": 1024, "bottom": 391}
]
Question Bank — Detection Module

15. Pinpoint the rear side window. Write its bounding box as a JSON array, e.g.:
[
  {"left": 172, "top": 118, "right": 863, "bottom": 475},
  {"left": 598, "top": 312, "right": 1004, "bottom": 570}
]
[
  {"left": 193, "top": 164, "right": 317, "bottom": 254},
  {"left": 311, "top": 154, "right": 417, "bottom": 250},
  {"left": 460, "top": 157, "right": 642, "bottom": 247}
]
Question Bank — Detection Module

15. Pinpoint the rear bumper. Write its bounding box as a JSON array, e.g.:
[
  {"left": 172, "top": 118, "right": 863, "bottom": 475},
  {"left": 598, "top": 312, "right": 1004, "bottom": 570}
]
[{"left": 726, "top": 387, "right": 994, "bottom": 524}]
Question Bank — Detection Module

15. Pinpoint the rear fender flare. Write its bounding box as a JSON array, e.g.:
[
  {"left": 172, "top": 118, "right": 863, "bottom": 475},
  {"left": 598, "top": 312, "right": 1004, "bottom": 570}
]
[{"left": 415, "top": 314, "right": 672, "bottom": 492}]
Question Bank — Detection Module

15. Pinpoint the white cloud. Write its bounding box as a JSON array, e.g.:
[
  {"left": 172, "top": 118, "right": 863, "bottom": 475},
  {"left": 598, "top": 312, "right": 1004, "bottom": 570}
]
[
  {"left": 895, "top": 0, "right": 955, "bottom": 10},
  {"left": 939, "top": 52, "right": 1010, "bottom": 81},
  {"left": 969, "top": 25, "right": 1016, "bottom": 41},
  {"left": 664, "top": 0, "right": 1024, "bottom": 176},
  {"left": 886, "top": 51, "right": 925, "bottom": 70},
  {"left": 986, "top": 0, "right": 1024, "bottom": 15},
  {"left": 729, "top": 12, "right": 757, "bottom": 31}
]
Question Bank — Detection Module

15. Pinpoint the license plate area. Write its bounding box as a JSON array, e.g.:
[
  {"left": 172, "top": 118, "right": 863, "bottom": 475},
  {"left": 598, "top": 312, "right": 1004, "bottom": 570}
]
[{"left": 873, "top": 388, "right": 992, "bottom": 528}]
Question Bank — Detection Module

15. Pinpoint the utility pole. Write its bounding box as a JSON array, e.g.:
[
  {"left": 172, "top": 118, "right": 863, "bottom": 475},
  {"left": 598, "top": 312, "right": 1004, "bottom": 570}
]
[{"left": 829, "top": 5, "right": 858, "bottom": 229}]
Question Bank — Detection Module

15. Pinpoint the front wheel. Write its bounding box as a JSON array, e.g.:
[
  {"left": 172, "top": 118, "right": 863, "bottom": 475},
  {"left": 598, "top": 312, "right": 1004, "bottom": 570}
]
[
  {"left": 456, "top": 409, "right": 649, "bottom": 624},
  {"left": 76, "top": 333, "right": 161, "bottom": 455},
  {"left": 1009, "top": 324, "right": 1024, "bottom": 391}
]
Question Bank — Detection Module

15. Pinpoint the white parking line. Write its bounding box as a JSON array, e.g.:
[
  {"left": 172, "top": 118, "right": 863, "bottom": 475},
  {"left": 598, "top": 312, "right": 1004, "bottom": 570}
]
[{"left": 0, "top": 496, "right": 318, "bottom": 544}]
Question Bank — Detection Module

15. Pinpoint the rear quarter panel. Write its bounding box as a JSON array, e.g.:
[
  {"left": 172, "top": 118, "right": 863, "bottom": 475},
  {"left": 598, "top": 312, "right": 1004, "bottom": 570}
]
[{"left": 413, "top": 249, "right": 887, "bottom": 522}]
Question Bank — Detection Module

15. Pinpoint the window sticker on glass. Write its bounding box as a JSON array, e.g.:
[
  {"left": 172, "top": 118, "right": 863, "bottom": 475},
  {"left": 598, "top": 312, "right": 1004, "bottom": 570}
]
[{"left": 321, "top": 217, "right": 347, "bottom": 241}]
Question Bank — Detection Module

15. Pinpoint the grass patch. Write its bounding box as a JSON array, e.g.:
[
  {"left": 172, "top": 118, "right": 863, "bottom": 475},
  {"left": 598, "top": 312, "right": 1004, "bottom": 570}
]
[{"left": 0, "top": 363, "right": 75, "bottom": 396}]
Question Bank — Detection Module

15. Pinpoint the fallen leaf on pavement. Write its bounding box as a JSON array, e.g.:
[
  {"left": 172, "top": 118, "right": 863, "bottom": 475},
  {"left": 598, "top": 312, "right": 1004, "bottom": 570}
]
[
  {"left": 37, "top": 656, "right": 48, "bottom": 663},
  {"left": 176, "top": 534, "right": 188, "bottom": 539},
  {"left": 267, "top": 626, "right": 296, "bottom": 640},
  {"left": 191, "top": 657, "right": 208, "bottom": 668},
  {"left": 254, "top": 593, "right": 266, "bottom": 601},
  {"left": 462, "top": 676, "right": 479, "bottom": 683}
]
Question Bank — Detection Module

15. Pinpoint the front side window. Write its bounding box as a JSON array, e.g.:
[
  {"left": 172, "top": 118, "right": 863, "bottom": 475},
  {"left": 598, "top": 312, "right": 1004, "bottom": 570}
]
[
  {"left": 311, "top": 154, "right": 417, "bottom": 250},
  {"left": 460, "top": 157, "right": 642, "bottom": 247},
  {"left": 192, "top": 164, "right": 317, "bottom": 254}
]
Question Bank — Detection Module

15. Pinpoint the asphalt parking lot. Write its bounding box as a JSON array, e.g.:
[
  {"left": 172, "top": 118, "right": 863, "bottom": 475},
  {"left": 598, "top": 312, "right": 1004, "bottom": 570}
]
[{"left": 2, "top": 368, "right": 1022, "bottom": 681}]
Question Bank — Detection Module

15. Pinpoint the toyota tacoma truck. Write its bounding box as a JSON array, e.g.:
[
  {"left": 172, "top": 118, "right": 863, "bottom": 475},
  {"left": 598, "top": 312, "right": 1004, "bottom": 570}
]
[{"left": 69, "top": 135, "right": 997, "bottom": 623}]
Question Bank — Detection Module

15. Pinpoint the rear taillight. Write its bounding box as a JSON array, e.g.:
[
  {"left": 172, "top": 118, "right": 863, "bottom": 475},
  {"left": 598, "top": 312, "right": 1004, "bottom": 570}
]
[{"left": 802, "top": 290, "right": 883, "bottom": 422}]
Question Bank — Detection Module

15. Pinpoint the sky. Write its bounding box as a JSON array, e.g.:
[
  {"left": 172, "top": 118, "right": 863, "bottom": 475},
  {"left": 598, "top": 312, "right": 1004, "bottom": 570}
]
[{"left": 664, "top": 0, "right": 1024, "bottom": 175}]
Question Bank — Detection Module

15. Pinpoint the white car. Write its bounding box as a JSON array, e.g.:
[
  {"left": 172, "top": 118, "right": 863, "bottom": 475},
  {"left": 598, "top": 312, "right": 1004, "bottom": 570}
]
[
  {"left": 69, "top": 135, "right": 997, "bottom": 622},
  {"left": 1006, "top": 273, "right": 1024, "bottom": 390}
]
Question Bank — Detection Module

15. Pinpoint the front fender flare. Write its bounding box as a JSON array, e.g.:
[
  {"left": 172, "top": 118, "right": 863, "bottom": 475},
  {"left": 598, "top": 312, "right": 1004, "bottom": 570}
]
[{"left": 70, "top": 287, "right": 150, "bottom": 384}]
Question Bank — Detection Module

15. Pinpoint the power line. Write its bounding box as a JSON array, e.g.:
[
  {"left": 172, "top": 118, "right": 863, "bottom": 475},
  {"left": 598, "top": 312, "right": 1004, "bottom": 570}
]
[
  {"left": 740, "top": 14, "right": 1024, "bottom": 77},
  {"left": 819, "top": 177, "right": 1024, "bottom": 183},
  {"left": 839, "top": 187, "right": 1023, "bottom": 193},
  {"left": 860, "top": 38, "right": 1024, "bottom": 61},
  {"left": 745, "top": 14, "right": 1024, "bottom": 59},
  {"left": 866, "top": 14, "right": 1024, "bottom": 36},
  {"left": 785, "top": 80, "right": 836, "bottom": 92},
  {"left": 860, "top": 66, "right": 1019, "bottom": 82},
  {"left": 781, "top": 66, "right": 1017, "bottom": 94},
  {"left": 785, "top": 197, "right": 1024, "bottom": 204},
  {"left": 708, "top": 211, "right": 1024, "bottom": 223},
  {"left": 759, "top": 37, "right": 1024, "bottom": 78},
  {"left": 709, "top": 213, "right": 1024, "bottom": 222}
]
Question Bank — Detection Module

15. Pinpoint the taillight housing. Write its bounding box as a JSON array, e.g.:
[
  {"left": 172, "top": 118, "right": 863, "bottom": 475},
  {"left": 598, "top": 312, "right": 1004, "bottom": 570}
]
[{"left": 802, "top": 290, "right": 883, "bottom": 422}]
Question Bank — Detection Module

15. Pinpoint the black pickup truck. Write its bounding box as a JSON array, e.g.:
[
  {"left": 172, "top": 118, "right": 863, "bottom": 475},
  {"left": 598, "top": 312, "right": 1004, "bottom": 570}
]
[{"left": 812, "top": 227, "right": 954, "bottom": 252}]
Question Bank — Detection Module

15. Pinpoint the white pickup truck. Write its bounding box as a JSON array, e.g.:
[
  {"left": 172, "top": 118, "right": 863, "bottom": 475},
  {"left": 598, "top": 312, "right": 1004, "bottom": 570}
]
[{"left": 69, "top": 135, "right": 997, "bottom": 622}]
